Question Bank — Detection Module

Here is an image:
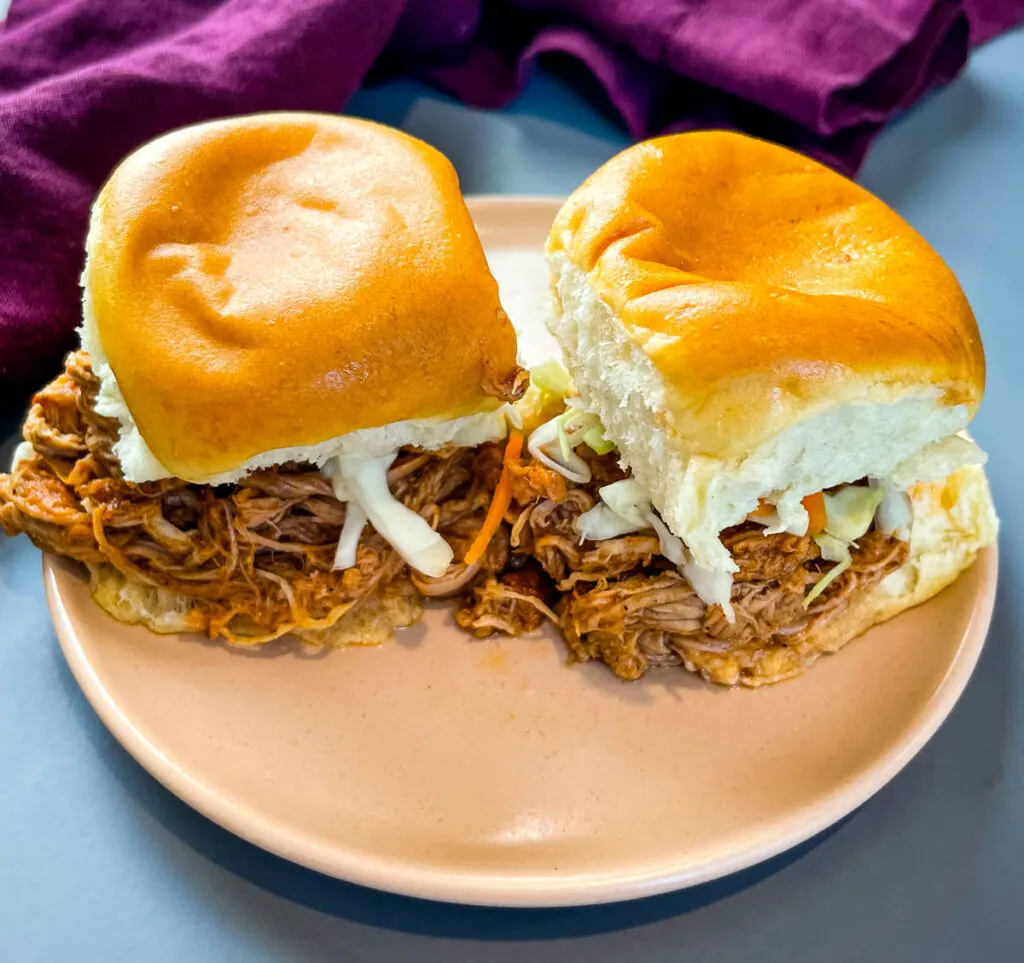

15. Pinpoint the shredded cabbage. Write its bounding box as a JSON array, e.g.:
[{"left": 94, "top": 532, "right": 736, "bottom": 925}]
[
  {"left": 555, "top": 407, "right": 616, "bottom": 459},
  {"left": 527, "top": 416, "right": 592, "bottom": 483},
  {"left": 530, "top": 360, "right": 573, "bottom": 397},
  {"left": 803, "top": 485, "right": 889, "bottom": 608},
  {"left": 576, "top": 479, "right": 681, "bottom": 560},
  {"left": 871, "top": 478, "right": 914, "bottom": 541},
  {"left": 815, "top": 532, "right": 851, "bottom": 564},
  {"left": 504, "top": 403, "right": 524, "bottom": 431},
  {"left": 647, "top": 513, "right": 685, "bottom": 565},
  {"left": 326, "top": 453, "right": 454, "bottom": 577},
  {"left": 574, "top": 503, "right": 640, "bottom": 542},
  {"left": 582, "top": 424, "right": 615, "bottom": 455},
  {"left": 577, "top": 479, "right": 729, "bottom": 615},
  {"left": 534, "top": 425, "right": 738, "bottom": 617},
  {"left": 823, "top": 485, "right": 885, "bottom": 542},
  {"left": 332, "top": 501, "right": 367, "bottom": 570},
  {"left": 556, "top": 409, "right": 577, "bottom": 461},
  {"left": 526, "top": 404, "right": 618, "bottom": 485},
  {"left": 596, "top": 479, "right": 648, "bottom": 528},
  {"left": 681, "top": 559, "right": 736, "bottom": 622},
  {"left": 514, "top": 362, "right": 573, "bottom": 431},
  {"left": 804, "top": 534, "right": 852, "bottom": 608},
  {"left": 801, "top": 482, "right": 909, "bottom": 608}
]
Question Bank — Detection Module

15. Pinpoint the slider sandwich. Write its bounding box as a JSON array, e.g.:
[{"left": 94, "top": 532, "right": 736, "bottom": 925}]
[
  {"left": 0, "top": 113, "right": 525, "bottom": 644},
  {"left": 458, "top": 131, "right": 998, "bottom": 686}
]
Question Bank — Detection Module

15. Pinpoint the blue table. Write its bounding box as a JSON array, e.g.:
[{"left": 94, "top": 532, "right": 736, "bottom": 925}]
[{"left": 2, "top": 31, "right": 1022, "bottom": 963}]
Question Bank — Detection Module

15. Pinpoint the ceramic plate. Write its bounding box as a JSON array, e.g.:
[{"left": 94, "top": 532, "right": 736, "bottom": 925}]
[{"left": 45, "top": 197, "right": 998, "bottom": 907}]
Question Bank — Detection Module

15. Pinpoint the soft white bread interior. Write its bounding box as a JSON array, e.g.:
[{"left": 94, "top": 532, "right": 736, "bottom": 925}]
[
  {"left": 546, "top": 131, "right": 988, "bottom": 572},
  {"left": 879, "top": 464, "right": 998, "bottom": 618}
]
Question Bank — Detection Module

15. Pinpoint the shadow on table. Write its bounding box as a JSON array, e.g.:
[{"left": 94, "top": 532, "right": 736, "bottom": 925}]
[{"left": 52, "top": 547, "right": 1016, "bottom": 942}]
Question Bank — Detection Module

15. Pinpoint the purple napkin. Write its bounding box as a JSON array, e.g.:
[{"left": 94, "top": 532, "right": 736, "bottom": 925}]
[{"left": 1, "top": 0, "right": 1022, "bottom": 401}]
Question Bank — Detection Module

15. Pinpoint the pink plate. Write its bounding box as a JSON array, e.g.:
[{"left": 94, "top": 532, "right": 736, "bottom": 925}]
[{"left": 45, "top": 197, "right": 999, "bottom": 907}]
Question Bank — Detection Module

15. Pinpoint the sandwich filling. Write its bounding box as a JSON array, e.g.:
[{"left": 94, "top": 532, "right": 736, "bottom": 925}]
[
  {"left": 0, "top": 351, "right": 995, "bottom": 686},
  {"left": 0, "top": 352, "right": 513, "bottom": 644},
  {"left": 445, "top": 356, "right": 992, "bottom": 685}
]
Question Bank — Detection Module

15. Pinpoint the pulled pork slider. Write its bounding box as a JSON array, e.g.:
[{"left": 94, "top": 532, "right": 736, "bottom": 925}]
[
  {"left": 484, "top": 130, "right": 996, "bottom": 685},
  {"left": 1, "top": 113, "right": 524, "bottom": 644}
]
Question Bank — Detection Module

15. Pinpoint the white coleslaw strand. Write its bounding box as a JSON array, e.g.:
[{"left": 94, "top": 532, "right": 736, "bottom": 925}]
[
  {"left": 332, "top": 500, "right": 367, "bottom": 571},
  {"left": 527, "top": 416, "right": 592, "bottom": 483},
  {"left": 871, "top": 478, "right": 914, "bottom": 541},
  {"left": 324, "top": 453, "right": 453, "bottom": 577},
  {"left": 575, "top": 478, "right": 733, "bottom": 619}
]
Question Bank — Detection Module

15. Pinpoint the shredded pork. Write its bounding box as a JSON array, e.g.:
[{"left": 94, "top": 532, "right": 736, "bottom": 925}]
[
  {"left": 0, "top": 352, "right": 504, "bottom": 643},
  {"left": 457, "top": 450, "right": 910, "bottom": 686},
  {"left": 1, "top": 354, "right": 911, "bottom": 685}
]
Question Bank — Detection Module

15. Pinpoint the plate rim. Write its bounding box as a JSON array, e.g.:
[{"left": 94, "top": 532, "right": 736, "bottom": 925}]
[{"left": 44, "top": 195, "right": 1000, "bottom": 907}]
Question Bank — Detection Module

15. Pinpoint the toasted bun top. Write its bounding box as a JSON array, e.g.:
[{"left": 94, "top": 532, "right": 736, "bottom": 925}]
[
  {"left": 85, "top": 113, "right": 522, "bottom": 482},
  {"left": 547, "top": 131, "right": 985, "bottom": 461}
]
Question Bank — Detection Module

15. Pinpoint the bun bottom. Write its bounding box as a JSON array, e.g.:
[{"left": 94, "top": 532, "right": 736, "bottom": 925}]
[
  {"left": 86, "top": 564, "right": 424, "bottom": 649},
  {"left": 677, "top": 464, "right": 998, "bottom": 686}
]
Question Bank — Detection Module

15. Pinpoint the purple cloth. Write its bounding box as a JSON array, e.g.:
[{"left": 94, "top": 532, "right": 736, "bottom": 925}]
[{"left": 1, "top": 1, "right": 1022, "bottom": 400}]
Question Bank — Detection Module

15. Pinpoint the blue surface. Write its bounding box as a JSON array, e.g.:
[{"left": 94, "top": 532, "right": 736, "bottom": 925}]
[{"left": 2, "top": 31, "right": 1023, "bottom": 963}]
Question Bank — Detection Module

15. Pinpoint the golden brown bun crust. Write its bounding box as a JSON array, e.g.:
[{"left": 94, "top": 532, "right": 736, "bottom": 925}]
[
  {"left": 548, "top": 131, "right": 985, "bottom": 459},
  {"left": 86, "top": 113, "right": 522, "bottom": 481}
]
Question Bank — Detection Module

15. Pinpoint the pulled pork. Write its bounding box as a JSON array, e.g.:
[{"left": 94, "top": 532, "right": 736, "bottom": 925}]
[
  {"left": 457, "top": 450, "right": 910, "bottom": 686},
  {"left": 0, "top": 352, "right": 504, "bottom": 643},
  {"left": 1, "top": 353, "right": 910, "bottom": 686}
]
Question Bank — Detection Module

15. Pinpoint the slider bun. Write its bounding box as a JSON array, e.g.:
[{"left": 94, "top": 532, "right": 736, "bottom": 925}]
[
  {"left": 683, "top": 464, "right": 998, "bottom": 686},
  {"left": 87, "top": 563, "right": 424, "bottom": 648},
  {"left": 547, "top": 131, "right": 986, "bottom": 570},
  {"left": 84, "top": 113, "right": 522, "bottom": 483}
]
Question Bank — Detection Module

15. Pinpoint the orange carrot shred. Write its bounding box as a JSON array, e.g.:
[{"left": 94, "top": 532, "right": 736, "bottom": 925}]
[
  {"left": 463, "top": 430, "right": 523, "bottom": 566},
  {"left": 802, "top": 491, "right": 827, "bottom": 535}
]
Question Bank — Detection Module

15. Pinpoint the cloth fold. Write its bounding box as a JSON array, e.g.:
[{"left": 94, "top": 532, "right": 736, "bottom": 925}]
[{"left": 1, "top": 0, "right": 1022, "bottom": 399}]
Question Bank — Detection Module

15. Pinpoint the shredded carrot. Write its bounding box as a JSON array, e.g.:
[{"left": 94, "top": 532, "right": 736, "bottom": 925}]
[
  {"left": 751, "top": 499, "right": 774, "bottom": 517},
  {"left": 802, "top": 491, "right": 827, "bottom": 535},
  {"left": 463, "top": 430, "right": 523, "bottom": 566}
]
